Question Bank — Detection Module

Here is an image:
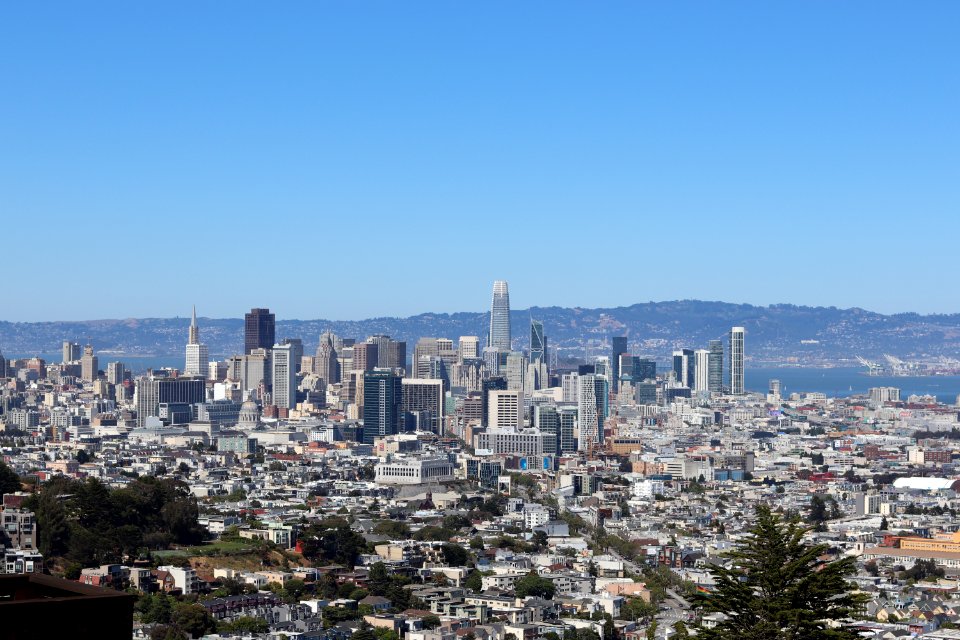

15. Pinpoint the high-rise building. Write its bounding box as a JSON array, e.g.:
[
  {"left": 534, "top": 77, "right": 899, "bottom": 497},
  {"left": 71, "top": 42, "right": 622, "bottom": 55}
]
[
  {"left": 314, "top": 336, "right": 339, "bottom": 385},
  {"left": 244, "top": 308, "right": 275, "bottom": 355},
  {"left": 282, "top": 338, "right": 304, "bottom": 372},
  {"left": 533, "top": 403, "right": 559, "bottom": 452},
  {"left": 708, "top": 339, "right": 724, "bottom": 393},
  {"left": 62, "top": 341, "right": 81, "bottom": 363},
  {"left": 562, "top": 372, "right": 579, "bottom": 403},
  {"left": 184, "top": 306, "right": 210, "bottom": 379},
  {"left": 353, "top": 342, "right": 378, "bottom": 373},
  {"left": 481, "top": 376, "right": 507, "bottom": 426},
  {"left": 694, "top": 349, "right": 710, "bottom": 393},
  {"left": 362, "top": 369, "right": 403, "bottom": 444},
  {"left": 530, "top": 320, "right": 546, "bottom": 364},
  {"left": 106, "top": 362, "right": 126, "bottom": 385},
  {"left": 80, "top": 345, "right": 98, "bottom": 383},
  {"left": 611, "top": 336, "right": 627, "bottom": 392},
  {"left": 558, "top": 406, "right": 578, "bottom": 453},
  {"left": 458, "top": 336, "right": 480, "bottom": 362},
  {"left": 672, "top": 348, "right": 695, "bottom": 388},
  {"left": 135, "top": 376, "right": 206, "bottom": 427},
  {"left": 503, "top": 352, "right": 527, "bottom": 392},
  {"left": 272, "top": 343, "right": 297, "bottom": 410},
  {"left": 241, "top": 348, "right": 271, "bottom": 393},
  {"left": 730, "top": 326, "right": 745, "bottom": 395},
  {"left": 368, "top": 335, "right": 406, "bottom": 371},
  {"left": 489, "top": 280, "right": 511, "bottom": 351},
  {"left": 0, "top": 348, "right": 6, "bottom": 378},
  {"left": 401, "top": 378, "right": 444, "bottom": 434},
  {"left": 577, "top": 374, "right": 608, "bottom": 450},
  {"left": 487, "top": 389, "right": 521, "bottom": 429},
  {"left": 385, "top": 340, "right": 407, "bottom": 372}
]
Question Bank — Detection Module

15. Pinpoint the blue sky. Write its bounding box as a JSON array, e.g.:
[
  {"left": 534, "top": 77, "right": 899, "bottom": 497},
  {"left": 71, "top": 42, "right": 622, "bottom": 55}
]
[{"left": 1, "top": 2, "right": 957, "bottom": 321}]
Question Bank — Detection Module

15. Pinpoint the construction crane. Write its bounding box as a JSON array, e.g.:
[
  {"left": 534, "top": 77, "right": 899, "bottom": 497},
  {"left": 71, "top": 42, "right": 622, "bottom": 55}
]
[{"left": 856, "top": 356, "right": 883, "bottom": 376}]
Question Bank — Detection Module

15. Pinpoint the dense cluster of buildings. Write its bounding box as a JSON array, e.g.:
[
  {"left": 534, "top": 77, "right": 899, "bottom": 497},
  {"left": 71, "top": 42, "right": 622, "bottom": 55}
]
[{"left": 4, "top": 281, "right": 960, "bottom": 638}]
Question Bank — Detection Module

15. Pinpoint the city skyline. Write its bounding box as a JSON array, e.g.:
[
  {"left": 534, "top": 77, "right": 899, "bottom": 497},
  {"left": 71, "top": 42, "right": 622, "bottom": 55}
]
[{"left": 2, "top": 2, "right": 958, "bottom": 321}]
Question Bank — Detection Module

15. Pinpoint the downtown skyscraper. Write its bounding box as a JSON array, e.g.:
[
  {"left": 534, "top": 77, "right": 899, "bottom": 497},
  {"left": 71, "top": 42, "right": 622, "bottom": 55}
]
[
  {"left": 488, "top": 280, "right": 511, "bottom": 351},
  {"left": 245, "top": 308, "right": 275, "bottom": 355},
  {"left": 729, "top": 326, "right": 745, "bottom": 395},
  {"left": 184, "top": 306, "right": 209, "bottom": 378}
]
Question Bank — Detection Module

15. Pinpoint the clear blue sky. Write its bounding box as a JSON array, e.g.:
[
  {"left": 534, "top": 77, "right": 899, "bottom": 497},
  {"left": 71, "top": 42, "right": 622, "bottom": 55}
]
[{"left": 2, "top": 2, "right": 957, "bottom": 321}]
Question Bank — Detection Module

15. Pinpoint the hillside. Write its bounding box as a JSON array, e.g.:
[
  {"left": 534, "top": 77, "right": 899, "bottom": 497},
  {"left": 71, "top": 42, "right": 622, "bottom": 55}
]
[{"left": 2, "top": 300, "right": 960, "bottom": 365}]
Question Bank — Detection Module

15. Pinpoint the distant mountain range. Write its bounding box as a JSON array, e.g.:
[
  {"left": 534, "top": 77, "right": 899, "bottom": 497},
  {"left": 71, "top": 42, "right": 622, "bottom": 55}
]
[{"left": 3, "top": 300, "right": 960, "bottom": 366}]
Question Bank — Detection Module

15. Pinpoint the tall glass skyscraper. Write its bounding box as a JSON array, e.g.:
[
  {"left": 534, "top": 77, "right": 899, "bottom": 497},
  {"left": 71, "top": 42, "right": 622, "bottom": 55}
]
[
  {"left": 489, "top": 280, "right": 511, "bottom": 351},
  {"left": 362, "top": 369, "right": 403, "bottom": 444},
  {"left": 708, "top": 339, "right": 724, "bottom": 393},
  {"left": 245, "top": 308, "right": 276, "bottom": 355},
  {"left": 611, "top": 336, "right": 627, "bottom": 392},
  {"left": 530, "top": 319, "right": 545, "bottom": 363},
  {"left": 729, "top": 327, "right": 745, "bottom": 395}
]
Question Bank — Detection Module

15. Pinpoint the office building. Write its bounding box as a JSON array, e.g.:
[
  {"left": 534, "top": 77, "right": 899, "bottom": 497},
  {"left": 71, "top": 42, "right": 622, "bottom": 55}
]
[
  {"left": 481, "top": 376, "right": 507, "bottom": 426},
  {"left": 282, "top": 338, "right": 304, "bottom": 372},
  {"left": 271, "top": 343, "right": 297, "bottom": 410},
  {"left": 503, "top": 351, "right": 526, "bottom": 392},
  {"left": 62, "top": 341, "right": 81, "bottom": 363},
  {"left": 729, "top": 326, "right": 745, "bottom": 395},
  {"left": 135, "top": 376, "right": 205, "bottom": 427},
  {"left": 106, "top": 362, "right": 125, "bottom": 386},
  {"left": 401, "top": 378, "right": 444, "bottom": 434},
  {"left": 459, "top": 336, "right": 480, "bottom": 361},
  {"left": 368, "top": 335, "right": 406, "bottom": 371},
  {"left": 611, "top": 336, "right": 627, "bottom": 392},
  {"left": 530, "top": 320, "right": 546, "bottom": 364},
  {"left": 708, "top": 339, "right": 724, "bottom": 393},
  {"left": 315, "top": 334, "right": 339, "bottom": 384},
  {"left": 241, "top": 349, "right": 271, "bottom": 393},
  {"left": 694, "top": 349, "right": 711, "bottom": 393},
  {"left": 80, "top": 345, "right": 98, "bottom": 383},
  {"left": 244, "top": 308, "right": 275, "bottom": 355},
  {"left": 489, "top": 280, "right": 511, "bottom": 351},
  {"left": 672, "top": 348, "right": 694, "bottom": 388},
  {"left": 488, "top": 389, "right": 522, "bottom": 429},
  {"left": 362, "top": 369, "right": 403, "bottom": 444},
  {"left": 184, "top": 306, "right": 209, "bottom": 379},
  {"left": 562, "top": 372, "right": 579, "bottom": 403},
  {"left": 353, "top": 341, "right": 378, "bottom": 373}
]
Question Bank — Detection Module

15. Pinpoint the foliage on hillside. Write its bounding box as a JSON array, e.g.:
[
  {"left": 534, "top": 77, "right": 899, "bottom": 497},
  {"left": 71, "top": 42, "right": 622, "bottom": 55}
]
[{"left": 25, "top": 476, "right": 206, "bottom": 571}]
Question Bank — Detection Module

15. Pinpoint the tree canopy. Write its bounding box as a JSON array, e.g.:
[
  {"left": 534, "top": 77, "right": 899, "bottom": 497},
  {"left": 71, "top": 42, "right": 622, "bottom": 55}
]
[
  {"left": 28, "top": 475, "right": 205, "bottom": 567},
  {"left": 695, "top": 505, "right": 865, "bottom": 640}
]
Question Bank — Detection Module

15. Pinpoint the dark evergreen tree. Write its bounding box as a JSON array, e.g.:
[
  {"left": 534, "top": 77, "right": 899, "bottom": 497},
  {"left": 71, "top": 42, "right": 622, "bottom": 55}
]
[
  {"left": 0, "top": 461, "right": 21, "bottom": 495},
  {"left": 695, "top": 505, "right": 865, "bottom": 640}
]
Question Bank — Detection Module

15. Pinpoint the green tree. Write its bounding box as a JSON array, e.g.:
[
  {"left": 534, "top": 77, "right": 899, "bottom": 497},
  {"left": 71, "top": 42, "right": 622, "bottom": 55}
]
[
  {"left": 470, "top": 536, "right": 485, "bottom": 550},
  {"left": 464, "top": 570, "right": 483, "bottom": 592},
  {"left": 645, "top": 621, "right": 657, "bottom": 640},
  {"left": 514, "top": 571, "right": 556, "bottom": 599},
  {"left": 150, "top": 625, "right": 188, "bottom": 640},
  {"left": 170, "top": 602, "right": 217, "bottom": 638},
  {"left": 694, "top": 505, "right": 865, "bottom": 640},
  {"left": 0, "top": 461, "right": 20, "bottom": 495},
  {"left": 220, "top": 616, "right": 269, "bottom": 633},
  {"left": 441, "top": 542, "right": 469, "bottom": 567},
  {"left": 807, "top": 495, "right": 828, "bottom": 531},
  {"left": 422, "top": 614, "right": 442, "bottom": 629}
]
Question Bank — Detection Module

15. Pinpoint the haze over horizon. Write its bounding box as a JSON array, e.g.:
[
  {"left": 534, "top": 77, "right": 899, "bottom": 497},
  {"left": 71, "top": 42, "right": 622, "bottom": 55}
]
[
  {"left": 5, "top": 296, "right": 960, "bottom": 326},
  {"left": 3, "top": 2, "right": 958, "bottom": 321}
]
